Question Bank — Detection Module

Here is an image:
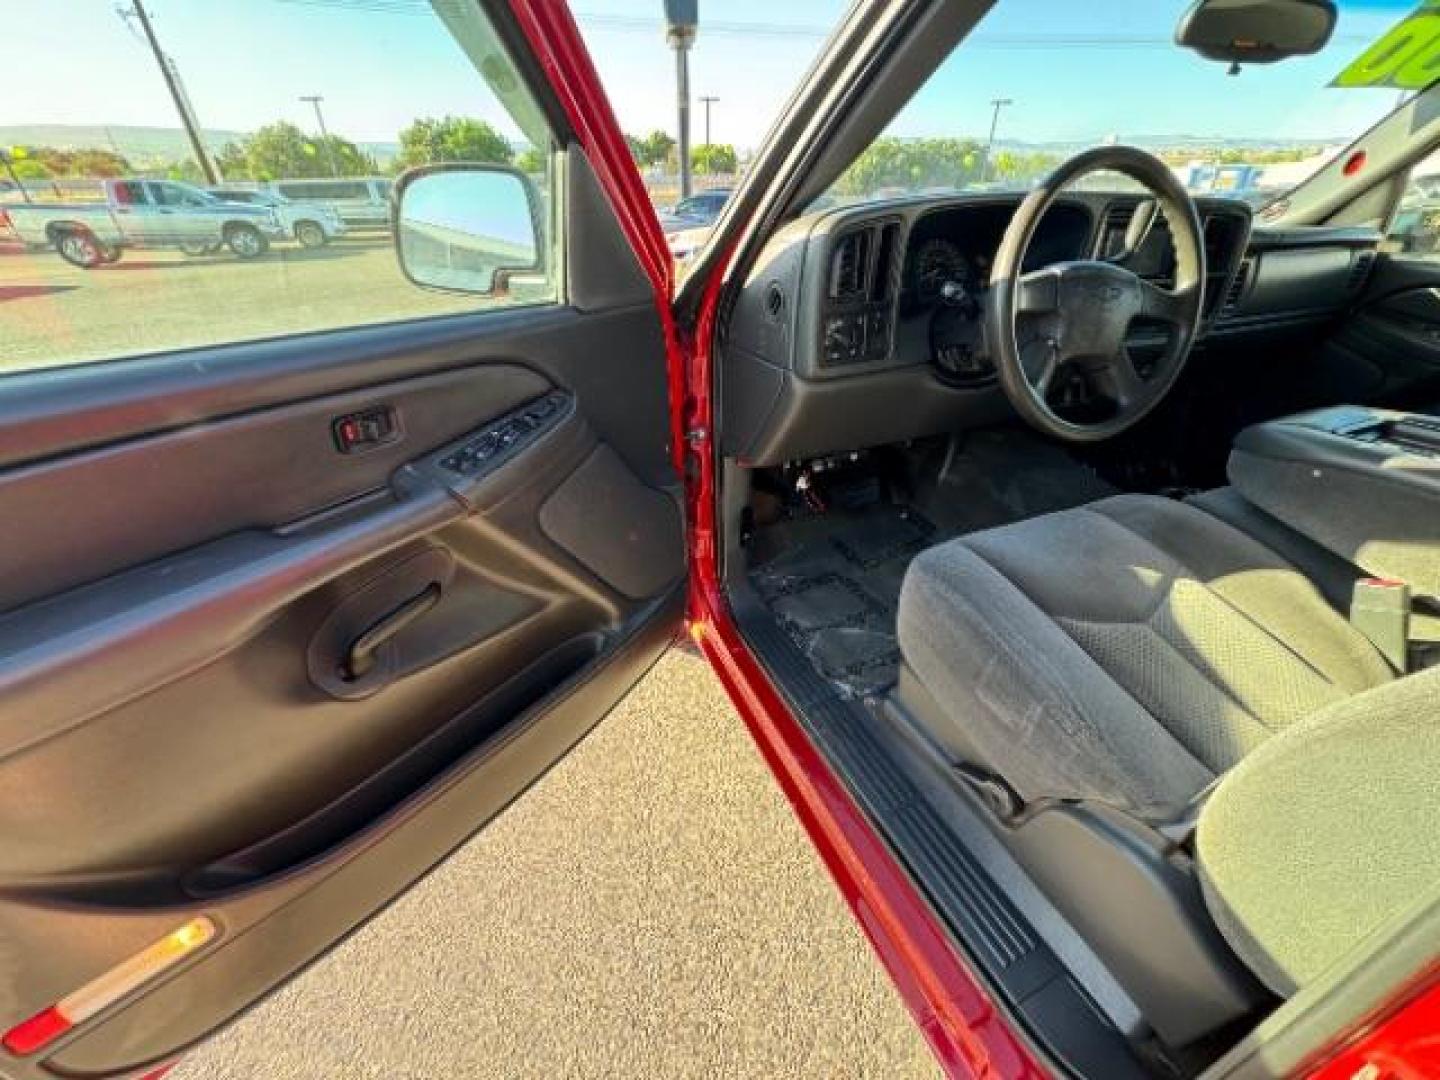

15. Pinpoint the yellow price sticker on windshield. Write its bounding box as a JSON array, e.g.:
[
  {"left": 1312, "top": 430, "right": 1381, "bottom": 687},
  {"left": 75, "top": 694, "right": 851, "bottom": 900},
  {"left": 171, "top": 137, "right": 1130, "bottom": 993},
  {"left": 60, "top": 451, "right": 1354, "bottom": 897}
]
[{"left": 1333, "top": 1, "right": 1440, "bottom": 88}]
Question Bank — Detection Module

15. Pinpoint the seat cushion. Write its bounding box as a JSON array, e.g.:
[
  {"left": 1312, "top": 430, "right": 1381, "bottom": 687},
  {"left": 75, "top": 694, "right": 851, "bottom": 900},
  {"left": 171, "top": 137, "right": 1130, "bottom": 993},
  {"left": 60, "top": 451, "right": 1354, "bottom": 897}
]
[
  {"left": 897, "top": 494, "right": 1392, "bottom": 818},
  {"left": 1197, "top": 665, "right": 1440, "bottom": 996},
  {"left": 1186, "top": 486, "right": 1365, "bottom": 614}
]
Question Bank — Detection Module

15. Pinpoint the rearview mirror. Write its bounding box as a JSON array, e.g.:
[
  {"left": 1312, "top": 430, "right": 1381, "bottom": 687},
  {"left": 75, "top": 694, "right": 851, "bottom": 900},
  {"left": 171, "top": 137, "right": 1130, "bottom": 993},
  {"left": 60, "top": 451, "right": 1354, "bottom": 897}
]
[
  {"left": 393, "top": 164, "right": 542, "bottom": 295},
  {"left": 1176, "top": 0, "right": 1337, "bottom": 66}
]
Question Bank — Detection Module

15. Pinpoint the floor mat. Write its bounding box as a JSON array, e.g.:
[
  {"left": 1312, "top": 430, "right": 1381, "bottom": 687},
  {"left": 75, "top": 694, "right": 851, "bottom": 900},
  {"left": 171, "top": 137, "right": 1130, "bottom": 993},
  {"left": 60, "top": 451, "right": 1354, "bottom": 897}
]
[
  {"left": 747, "top": 428, "right": 1120, "bottom": 700},
  {"left": 750, "top": 506, "right": 942, "bottom": 700}
]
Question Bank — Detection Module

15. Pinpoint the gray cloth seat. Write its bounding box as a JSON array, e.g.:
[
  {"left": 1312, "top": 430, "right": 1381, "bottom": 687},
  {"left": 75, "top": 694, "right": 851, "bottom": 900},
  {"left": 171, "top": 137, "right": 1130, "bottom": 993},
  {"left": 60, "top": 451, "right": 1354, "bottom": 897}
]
[
  {"left": 897, "top": 492, "right": 1437, "bottom": 998},
  {"left": 897, "top": 493, "right": 1393, "bottom": 819}
]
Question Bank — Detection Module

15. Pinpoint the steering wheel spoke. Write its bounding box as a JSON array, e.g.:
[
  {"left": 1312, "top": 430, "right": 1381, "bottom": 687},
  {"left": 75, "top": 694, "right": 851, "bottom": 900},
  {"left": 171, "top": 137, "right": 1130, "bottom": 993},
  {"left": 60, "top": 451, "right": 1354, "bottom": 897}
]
[
  {"left": 1138, "top": 278, "right": 1193, "bottom": 326},
  {"left": 1098, "top": 347, "right": 1146, "bottom": 408},
  {"left": 1021, "top": 335, "right": 1062, "bottom": 397},
  {"left": 1016, "top": 268, "right": 1060, "bottom": 315}
]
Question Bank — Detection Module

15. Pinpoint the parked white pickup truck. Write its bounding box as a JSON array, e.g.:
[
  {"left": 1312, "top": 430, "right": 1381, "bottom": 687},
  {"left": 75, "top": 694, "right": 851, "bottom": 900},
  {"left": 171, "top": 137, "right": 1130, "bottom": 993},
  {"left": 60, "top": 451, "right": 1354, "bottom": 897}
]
[
  {"left": 205, "top": 188, "right": 347, "bottom": 249},
  {"left": 0, "top": 179, "right": 288, "bottom": 267}
]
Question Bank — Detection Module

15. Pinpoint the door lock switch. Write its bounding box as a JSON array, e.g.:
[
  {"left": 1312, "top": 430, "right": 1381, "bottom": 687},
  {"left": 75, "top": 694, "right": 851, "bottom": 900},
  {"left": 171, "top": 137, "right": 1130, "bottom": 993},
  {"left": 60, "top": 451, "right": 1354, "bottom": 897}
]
[{"left": 333, "top": 406, "right": 399, "bottom": 454}]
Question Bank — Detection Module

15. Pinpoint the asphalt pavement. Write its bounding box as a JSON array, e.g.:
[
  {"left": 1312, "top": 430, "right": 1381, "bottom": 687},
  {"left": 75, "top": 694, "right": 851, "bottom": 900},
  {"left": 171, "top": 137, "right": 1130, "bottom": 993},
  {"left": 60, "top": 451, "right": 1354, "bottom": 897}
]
[
  {"left": 167, "top": 650, "right": 941, "bottom": 1080},
  {"left": 0, "top": 236, "right": 478, "bottom": 373}
]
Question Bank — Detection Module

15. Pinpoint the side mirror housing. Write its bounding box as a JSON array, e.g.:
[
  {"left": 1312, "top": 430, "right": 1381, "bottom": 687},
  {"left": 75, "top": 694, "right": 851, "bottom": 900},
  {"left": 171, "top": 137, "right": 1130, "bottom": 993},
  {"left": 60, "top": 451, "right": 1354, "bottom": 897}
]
[
  {"left": 392, "top": 164, "right": 543, "bottom": 296},
  {"left": 1176, "top": 0, "right": 1337, "bottom": 66}
]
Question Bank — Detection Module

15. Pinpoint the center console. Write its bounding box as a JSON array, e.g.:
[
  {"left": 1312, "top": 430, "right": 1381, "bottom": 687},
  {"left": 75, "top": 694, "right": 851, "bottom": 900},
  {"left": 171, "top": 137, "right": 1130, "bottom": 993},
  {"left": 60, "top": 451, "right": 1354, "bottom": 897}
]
[{"left": 1229, "top": 407, "right": 1440, "bottom": 595}]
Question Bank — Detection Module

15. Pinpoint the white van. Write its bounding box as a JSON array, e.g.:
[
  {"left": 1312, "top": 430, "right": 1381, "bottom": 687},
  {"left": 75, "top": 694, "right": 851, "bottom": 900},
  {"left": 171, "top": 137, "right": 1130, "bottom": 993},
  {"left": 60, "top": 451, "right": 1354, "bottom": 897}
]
[{"left": 262, "top": 177, "right": 393, "bottom": 230}]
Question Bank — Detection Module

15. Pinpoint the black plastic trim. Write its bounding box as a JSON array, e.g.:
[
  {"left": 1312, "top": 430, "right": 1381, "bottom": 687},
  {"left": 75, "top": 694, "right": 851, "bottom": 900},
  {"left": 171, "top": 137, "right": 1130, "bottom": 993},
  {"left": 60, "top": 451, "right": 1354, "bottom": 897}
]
[{"left": 728, "top": 589, "right": 1152, "bottom": 1080}]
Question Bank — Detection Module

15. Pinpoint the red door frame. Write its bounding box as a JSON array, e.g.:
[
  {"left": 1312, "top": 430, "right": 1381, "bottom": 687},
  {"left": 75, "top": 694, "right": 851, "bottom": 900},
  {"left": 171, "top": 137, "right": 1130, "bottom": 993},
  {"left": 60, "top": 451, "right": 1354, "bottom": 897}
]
[{"left": 504, "top": 3, "right": 1439, "bottom": 1078}]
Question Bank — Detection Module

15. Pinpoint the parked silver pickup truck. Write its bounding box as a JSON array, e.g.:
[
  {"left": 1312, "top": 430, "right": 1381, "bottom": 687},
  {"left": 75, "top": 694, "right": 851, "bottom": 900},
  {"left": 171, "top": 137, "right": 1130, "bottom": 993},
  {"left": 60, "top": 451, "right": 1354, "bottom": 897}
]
[{"left": 0, "top": 179, "right": 287, "bottom": 267}]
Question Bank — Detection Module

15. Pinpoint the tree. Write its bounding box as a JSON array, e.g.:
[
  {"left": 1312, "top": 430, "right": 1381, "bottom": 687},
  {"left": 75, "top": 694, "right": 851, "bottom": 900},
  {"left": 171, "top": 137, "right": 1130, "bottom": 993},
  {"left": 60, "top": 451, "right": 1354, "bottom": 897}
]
[
  {"left": 237, "top": 122, "right": 314, "bottom": 180},
  {"left": 629, "top": 129, "right": 675, "bottom": 169},
  {"left": 46, "top": 148, "right": 131, "bottom": 177},
  {"left": 515, "top": 146, "right": 545, "bottom": 174},
  {"left": 163, "top": 158, "right": 206, "bottom": 183},
  {"left": 691, "top": 143, "right": 738, "bottom": 175},
  {"left": 215, "top": 141, "right": 249, "bottom": 179},
  {"left": 397, "top": 116, "right": 512, "bottom": 168},
  {"left": 830, "top": 137, "right": 1052, "bottom": 196},
  {"left": 7, "top": 158, "right": 50, "bottom": 181},
  {"left": 312, "top": 134, "right": 376, "bottom": 176},
  {"left": 9, "top": 146, "right": 131, "bottom": 179},
  {"left": 227, "top": 122, "right": 374, "bottom": 181},
  {"left": 989, "top": 149, "right": 1059, "bottom": 184}
]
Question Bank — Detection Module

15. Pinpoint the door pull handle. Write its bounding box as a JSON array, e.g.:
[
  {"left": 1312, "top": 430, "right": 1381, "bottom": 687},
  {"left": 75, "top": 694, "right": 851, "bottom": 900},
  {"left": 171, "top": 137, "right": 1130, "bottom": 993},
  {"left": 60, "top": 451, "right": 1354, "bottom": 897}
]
[{"left": 344, "top": 582, "right": 441, "bottom": 681}]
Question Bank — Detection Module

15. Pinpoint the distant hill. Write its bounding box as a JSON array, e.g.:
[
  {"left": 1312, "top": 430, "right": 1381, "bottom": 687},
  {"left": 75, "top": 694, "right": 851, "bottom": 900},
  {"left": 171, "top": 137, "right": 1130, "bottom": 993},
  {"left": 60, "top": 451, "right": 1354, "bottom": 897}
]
[{"left": 0, "top": 124, "right": 400, "bottom": 165}]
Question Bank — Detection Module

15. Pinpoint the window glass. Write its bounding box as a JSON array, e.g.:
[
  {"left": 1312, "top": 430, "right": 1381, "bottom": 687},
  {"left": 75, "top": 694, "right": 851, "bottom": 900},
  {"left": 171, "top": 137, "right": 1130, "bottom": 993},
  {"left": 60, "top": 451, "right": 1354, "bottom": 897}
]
[
  {"left": 825, "top": 1, "right": 1408, "bottom": 208},
  {"left": 112, "top": 182, "right": 146, "bottom": 206},
  {"left": 1, "top": 0, "right": 556, "bottom": 376},
  {"left": 1388, "top": 146, "right": 1440, "bottom": 257},
  {"left": 150, "top": 182, "right": 206, "bottom": 207}
]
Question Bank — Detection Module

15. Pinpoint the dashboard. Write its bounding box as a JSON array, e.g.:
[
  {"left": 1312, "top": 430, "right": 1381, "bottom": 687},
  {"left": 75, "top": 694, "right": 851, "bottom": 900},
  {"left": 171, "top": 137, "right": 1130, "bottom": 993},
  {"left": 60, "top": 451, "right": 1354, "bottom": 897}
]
[{"left": 721, "top": 190, "right": 1380, "bottom": 467}]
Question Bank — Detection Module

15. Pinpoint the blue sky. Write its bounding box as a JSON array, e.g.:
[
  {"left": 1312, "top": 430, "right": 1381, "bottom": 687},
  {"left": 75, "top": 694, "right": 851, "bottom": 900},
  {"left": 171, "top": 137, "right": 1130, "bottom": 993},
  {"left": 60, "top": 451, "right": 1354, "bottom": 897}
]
[{"left": 1, "top": 0, "right": 1422, "bottom": 152}]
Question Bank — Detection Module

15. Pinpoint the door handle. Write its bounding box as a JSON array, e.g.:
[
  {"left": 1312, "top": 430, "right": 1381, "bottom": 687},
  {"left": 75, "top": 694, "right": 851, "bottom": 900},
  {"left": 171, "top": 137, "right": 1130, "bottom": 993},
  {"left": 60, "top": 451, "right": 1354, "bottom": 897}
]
[{"left": 344, "top": 582, "right": 441, "bottom": 681}]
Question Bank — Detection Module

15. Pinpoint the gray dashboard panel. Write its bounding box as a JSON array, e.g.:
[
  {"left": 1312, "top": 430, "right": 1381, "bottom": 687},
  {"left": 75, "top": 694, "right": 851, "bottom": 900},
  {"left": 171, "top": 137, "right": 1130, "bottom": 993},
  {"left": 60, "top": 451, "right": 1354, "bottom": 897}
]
[{"left": 722, "top": 191, "right": 1260, "bottom": 466}]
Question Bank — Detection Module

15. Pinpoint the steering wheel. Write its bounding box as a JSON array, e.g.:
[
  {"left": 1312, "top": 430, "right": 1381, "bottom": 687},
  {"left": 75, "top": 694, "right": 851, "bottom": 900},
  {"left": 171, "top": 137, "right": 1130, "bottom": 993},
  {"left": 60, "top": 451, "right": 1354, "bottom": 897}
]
[{"left": 985, "top": 146, "right": 1206, "bottom": 443}]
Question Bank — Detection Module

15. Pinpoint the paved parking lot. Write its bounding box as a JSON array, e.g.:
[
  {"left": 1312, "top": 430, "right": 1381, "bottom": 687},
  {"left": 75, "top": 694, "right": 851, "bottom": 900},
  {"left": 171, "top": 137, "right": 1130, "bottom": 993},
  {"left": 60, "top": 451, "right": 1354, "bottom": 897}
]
[
  {"left": 0, "top": 237, "right": 480, "bottom": 373},
  {"left": 168, "top": 650, "right": 940, "bottom": 1080}
]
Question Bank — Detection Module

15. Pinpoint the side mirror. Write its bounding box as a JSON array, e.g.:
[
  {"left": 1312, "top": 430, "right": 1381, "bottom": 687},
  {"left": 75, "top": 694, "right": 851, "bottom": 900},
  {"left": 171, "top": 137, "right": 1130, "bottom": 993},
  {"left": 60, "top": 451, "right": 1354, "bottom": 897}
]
[
  {"left": 1176, "top": 0, "right": 1337, "bottom": 66},
  {"left": 392, "top": 164, "right": 542, "bottom": 295}
]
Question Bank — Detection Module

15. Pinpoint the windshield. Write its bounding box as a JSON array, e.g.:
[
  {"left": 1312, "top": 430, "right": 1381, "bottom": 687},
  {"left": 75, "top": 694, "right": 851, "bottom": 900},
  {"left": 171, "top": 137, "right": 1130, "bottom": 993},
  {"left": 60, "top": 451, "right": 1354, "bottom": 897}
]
[{"left": 827, "top": 0, "right": 1413, "bottom": 208}]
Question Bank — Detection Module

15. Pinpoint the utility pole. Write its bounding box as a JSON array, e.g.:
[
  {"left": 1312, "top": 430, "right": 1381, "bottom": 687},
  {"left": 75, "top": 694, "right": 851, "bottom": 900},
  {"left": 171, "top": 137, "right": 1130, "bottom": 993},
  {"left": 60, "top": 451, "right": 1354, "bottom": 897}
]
[
  {"left": 664, "top": 1, "right": 698, "bottom": 199},
  {"left": 699, "top": 95, "right": 719, "bottom": 146},
  {"left": 123, "top": 1, "right": 219, "bottom": 183},
  {"left": 983, "top": 98, "right": 1013, "bottom": 183},
  {"left": 300, "top": 95, "right": 341, "bottom": 178}
]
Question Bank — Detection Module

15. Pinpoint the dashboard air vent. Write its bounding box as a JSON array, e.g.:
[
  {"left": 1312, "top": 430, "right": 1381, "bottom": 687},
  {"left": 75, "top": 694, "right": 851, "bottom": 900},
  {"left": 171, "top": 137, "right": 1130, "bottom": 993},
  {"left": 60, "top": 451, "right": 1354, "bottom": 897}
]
[
  {"left": 829, "top": 228, "right": 872, "bottom": 300},
  {"left": 1220, "top": 257, "right": 1252, "bottom": 316},
  {"left": 873, "top": 223, "right": 900, "bottom": 301},
  {"left": 1100, "top": 205, "right": 1133, "bottom": 257},
  {"left": 1347, "top": 251, "right": 1375, "bottom": 294}
]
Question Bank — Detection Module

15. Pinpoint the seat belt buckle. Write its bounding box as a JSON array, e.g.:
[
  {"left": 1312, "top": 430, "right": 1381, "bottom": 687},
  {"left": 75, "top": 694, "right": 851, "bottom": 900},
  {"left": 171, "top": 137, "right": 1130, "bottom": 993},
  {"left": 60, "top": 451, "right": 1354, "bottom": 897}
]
[{"left": 1351, "top": 578, "right": 1411, "bottom": 674}]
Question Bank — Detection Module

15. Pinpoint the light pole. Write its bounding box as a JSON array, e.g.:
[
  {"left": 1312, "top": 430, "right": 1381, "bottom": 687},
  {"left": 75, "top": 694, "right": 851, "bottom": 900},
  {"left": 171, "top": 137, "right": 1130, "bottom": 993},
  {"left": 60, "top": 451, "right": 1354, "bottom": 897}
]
[
  {"left": 699, "top": 95, "right": 719, "bottom": 146},
  {"left": 300, "top": 95, "right": 341, "bottom": 178},
  {"left": 665, "top": 1, "right": 698, "bottom": 199},
  {"left": 984, "top": 97, "right": 1013, "bottom": 183}
]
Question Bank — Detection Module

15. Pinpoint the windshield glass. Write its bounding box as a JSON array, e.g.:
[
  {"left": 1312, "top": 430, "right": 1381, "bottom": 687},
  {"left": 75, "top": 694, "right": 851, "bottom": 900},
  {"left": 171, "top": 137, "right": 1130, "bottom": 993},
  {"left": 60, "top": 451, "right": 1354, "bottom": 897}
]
[{"left": 827, "top": 0, "right": 1413, "bottom": 208}]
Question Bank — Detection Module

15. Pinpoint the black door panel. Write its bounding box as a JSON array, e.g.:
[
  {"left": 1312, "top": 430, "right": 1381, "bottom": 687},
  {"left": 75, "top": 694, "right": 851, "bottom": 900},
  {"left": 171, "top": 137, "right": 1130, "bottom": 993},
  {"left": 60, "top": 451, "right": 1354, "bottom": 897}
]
[
  {"left": 7, "top": 586, "right": 682, "bottom": 1078},
  {"left": 0, "top": 144, "right": 682, "bottom": 1077},
  {"left": 1322, "top": 253, "right": 1440, "bottom": 407}
]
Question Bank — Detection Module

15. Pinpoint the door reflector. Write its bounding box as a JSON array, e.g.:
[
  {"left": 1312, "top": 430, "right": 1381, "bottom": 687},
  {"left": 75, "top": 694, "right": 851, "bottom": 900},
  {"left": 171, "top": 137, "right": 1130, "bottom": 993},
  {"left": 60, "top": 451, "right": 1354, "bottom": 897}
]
[{"left": 3, "top": 917, "right": 216, "bottom": 1056}]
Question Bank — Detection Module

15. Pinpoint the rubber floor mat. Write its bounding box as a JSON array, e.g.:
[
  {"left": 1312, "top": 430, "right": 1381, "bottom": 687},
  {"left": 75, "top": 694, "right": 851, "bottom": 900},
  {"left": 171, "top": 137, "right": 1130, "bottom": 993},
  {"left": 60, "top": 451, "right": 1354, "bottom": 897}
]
[{"left": 750, "top": 506, "right": 943, "bottom": 699}]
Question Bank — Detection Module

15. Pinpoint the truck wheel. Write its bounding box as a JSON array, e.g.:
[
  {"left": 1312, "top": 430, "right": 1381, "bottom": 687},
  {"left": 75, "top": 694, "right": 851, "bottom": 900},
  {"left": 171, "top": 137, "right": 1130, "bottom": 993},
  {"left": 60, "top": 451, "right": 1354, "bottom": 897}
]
[
  {"left": 225, "top": 224, "right": 269, "bottom": 259},
  {"left": 294, "top": 221, "right": 327, "bottom": 249},
  {"left": 56, "top": 231, "right": 104, "bottom": 269},
  {"left": 179, "top": 240, "right": 213, "bottom": 257}
]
